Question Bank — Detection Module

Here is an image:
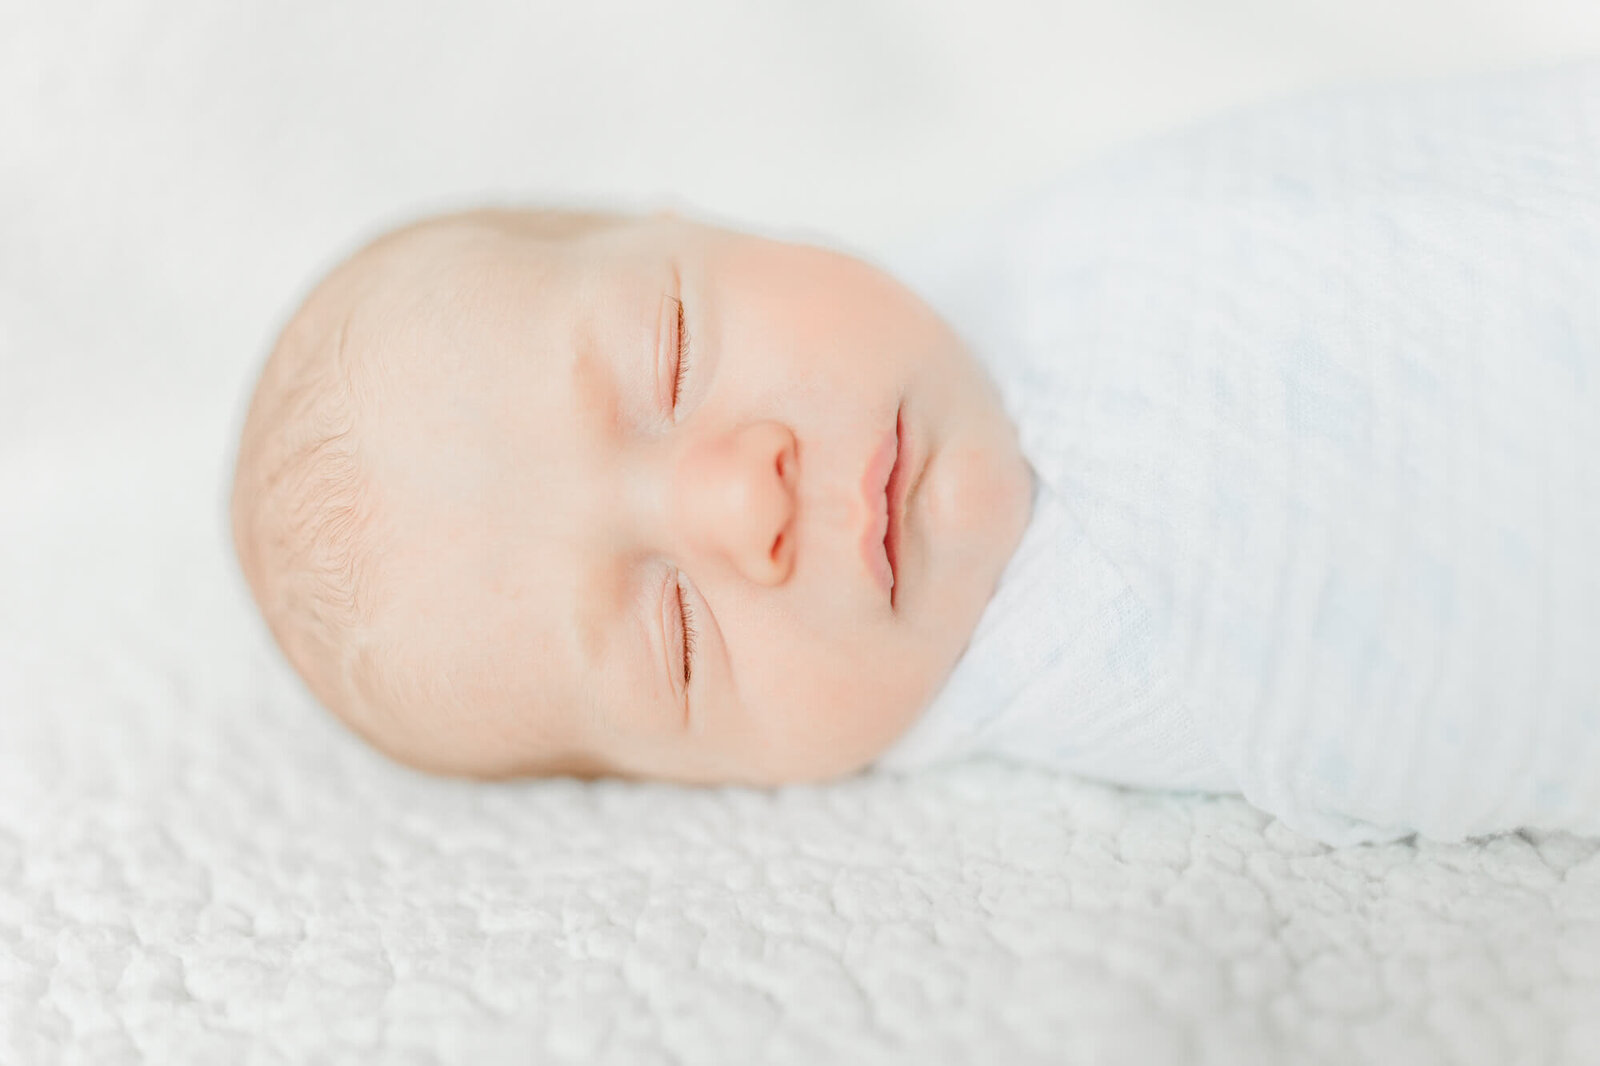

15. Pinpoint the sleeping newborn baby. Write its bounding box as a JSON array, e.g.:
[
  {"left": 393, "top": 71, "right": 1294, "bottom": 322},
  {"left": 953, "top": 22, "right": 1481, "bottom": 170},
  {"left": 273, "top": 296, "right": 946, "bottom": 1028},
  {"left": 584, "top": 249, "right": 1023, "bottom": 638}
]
[
  {"left": 233, "top": 59, "right": 1600, "bottom": 846},
  {"left": 230, "top": 205, "right": 1035, "bottom": 786}
]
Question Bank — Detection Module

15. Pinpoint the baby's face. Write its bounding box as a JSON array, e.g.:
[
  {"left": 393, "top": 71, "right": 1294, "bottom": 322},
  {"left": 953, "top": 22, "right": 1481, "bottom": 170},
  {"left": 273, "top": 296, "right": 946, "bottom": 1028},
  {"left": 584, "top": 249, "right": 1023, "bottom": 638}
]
[{"left": 348, "top": 211, "right": 1032, "bottom": 784}]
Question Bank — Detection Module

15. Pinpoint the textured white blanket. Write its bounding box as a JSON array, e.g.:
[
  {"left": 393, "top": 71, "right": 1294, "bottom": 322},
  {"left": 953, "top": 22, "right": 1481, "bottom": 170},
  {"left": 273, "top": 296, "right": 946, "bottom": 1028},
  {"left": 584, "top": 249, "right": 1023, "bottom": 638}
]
[
  {"left": 881, "top": 59, "right": 1600, "bottom": 847},
  {"left": 5, "top": 414, "right": 1600, "bottom": 1062}
]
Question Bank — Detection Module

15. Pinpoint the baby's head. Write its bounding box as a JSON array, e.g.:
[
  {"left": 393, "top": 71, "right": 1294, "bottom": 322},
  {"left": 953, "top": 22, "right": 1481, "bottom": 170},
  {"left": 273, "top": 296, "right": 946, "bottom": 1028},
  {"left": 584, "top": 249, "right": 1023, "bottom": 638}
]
[{"left": 231, "top": 207, "right": 1033, "bottom": 785}]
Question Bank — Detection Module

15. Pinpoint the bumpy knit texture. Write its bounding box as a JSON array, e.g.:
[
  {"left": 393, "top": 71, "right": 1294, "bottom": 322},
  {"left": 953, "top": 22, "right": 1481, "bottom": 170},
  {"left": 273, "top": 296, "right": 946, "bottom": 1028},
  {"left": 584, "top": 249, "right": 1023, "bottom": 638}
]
[{"left": 879, "top": 59, "right": 1600, "bottom": 846}]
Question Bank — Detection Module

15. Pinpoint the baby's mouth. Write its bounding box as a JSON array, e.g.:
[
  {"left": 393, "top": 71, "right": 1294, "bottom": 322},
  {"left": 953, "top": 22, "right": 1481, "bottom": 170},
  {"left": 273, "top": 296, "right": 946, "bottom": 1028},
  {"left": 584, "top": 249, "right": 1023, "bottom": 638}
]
[{"left": 859, "top": 405, "right": 901, "bottom": 601}]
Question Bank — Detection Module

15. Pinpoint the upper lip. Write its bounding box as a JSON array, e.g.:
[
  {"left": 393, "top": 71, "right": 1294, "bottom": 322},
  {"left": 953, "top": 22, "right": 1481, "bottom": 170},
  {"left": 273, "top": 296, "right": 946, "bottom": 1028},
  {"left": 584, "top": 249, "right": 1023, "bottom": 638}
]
[{"left": 884, "top": 406, "right": 908, "bottom": 606}]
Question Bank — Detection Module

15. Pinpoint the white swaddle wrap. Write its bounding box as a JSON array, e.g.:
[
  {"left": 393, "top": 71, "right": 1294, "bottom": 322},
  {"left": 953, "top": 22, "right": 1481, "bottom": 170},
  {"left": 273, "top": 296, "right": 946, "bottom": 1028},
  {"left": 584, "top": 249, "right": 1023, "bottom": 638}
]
[{"left": 875, "top": 59, "right": 1600, "bottom": 846}]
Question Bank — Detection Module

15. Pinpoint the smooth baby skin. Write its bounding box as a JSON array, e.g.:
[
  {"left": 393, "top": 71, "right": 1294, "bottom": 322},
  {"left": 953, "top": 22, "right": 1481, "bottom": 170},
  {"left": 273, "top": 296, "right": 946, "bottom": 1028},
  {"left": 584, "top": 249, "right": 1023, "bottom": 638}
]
[{"left": 232, "top": 209, "right": 1034, "bottom": 784}]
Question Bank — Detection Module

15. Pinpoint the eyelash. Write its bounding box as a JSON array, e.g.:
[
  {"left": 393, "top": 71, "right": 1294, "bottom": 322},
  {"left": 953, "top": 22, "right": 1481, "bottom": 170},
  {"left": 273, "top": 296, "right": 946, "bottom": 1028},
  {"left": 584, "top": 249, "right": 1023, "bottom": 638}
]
[
  {"left": 672, "top": 296, "right": 693, "bottom": 409},
  {"left": 670, "top": 294, "right": 696, "bottom": 690},
  {"left": 676, "top": 572, "right": 697, "bottom": 687}
]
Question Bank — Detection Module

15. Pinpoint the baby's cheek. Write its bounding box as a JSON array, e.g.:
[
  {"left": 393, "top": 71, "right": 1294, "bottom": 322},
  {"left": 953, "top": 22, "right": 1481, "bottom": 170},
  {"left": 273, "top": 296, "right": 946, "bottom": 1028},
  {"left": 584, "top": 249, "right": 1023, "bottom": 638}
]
[
  {"left": 752, "top": 655, "right": 926, "bottom": 778},
  {"left": 928, "top": 439, "right": 1032, "bottom": 551}
]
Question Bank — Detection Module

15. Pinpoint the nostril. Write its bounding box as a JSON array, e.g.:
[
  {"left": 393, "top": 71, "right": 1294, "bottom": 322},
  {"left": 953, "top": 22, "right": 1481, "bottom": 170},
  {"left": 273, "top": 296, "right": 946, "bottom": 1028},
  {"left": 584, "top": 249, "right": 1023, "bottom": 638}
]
[{"left": 770, "top": 530, "right": 783, "bottom": 562}]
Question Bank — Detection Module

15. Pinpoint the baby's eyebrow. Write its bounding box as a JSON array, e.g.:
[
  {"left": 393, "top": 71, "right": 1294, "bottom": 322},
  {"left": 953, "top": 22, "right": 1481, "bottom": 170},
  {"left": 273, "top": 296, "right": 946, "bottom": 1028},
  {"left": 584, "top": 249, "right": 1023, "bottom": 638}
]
[
  {"left": 569, "top": 341, "right": 620, "bottom": 447},
  {"left": 575, "top": 553, "right": 619, "bottom": 672},
  {"left": 576, "top": 552, "right": 683, "bottom": 721}
]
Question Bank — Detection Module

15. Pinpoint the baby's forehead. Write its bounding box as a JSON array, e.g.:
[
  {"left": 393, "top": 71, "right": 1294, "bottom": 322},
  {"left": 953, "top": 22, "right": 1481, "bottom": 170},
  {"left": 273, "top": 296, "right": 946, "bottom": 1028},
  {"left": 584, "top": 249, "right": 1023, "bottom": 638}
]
[
  {"left": 349, "top": 214, "right": 624, "bottom": 348},
  {"left": 345, "top": 218, "right": 609, "bottom": 590},
  {"left": 359, "top": 215, "right": 558, "bottom": 298}
]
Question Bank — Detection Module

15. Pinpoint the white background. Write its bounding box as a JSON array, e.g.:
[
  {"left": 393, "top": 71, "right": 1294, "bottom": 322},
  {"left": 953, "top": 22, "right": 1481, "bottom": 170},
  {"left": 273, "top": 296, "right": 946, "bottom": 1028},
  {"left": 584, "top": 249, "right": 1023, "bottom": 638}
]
[{"left": 6, "top": 0, "right": 1600, "bottom": 465}]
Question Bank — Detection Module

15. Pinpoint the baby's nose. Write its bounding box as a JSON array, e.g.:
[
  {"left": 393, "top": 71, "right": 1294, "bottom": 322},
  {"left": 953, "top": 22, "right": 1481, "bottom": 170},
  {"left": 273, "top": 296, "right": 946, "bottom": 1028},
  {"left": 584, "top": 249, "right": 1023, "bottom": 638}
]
[{"left": 676, "top": 421, "right": 797, "bottom": 585}]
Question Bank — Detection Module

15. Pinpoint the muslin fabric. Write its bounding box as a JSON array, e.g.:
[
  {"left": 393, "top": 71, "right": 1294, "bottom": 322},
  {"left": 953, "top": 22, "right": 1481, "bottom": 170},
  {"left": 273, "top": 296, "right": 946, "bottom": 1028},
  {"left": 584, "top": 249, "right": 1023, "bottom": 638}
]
[{"left": 876, "top": 59, "right": 1600, "bottom": 845}]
